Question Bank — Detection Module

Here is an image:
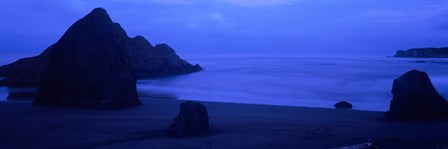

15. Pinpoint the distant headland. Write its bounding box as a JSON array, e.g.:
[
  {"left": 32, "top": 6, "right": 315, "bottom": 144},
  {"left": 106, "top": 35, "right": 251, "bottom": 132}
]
[{"left": 394, "top": 47, "right": 448, "bottom": 58}]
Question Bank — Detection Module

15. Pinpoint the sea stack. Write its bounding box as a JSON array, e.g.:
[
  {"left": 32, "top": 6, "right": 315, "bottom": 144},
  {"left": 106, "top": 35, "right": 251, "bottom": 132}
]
[
  {"left": 385, "top": 70, "right": 448, "bottom": 121},
  {"left": 0, "top": 11, "right": 202, "bottom": 87},
  {"left": 33, "top": 8, "right": 140, "bottom": 108}
]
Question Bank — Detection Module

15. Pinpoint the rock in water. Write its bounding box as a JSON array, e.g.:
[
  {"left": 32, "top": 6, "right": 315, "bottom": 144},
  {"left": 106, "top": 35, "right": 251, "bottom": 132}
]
[
  {"left": 0, "top": 11, "right": 202, "bottom": 87},
  {"left": 167, "top": 101, "right": 210, "bottom": 137},
  {"left": 334, "top": 101, "right": 353, "bottom": 109},
  {"left": 385, "top": 70, "right": 448, "bottom": 121},
  {"left": 33, "top": 8, "right": 141, "bottom": 108},
  {"left": 128, "top": 36, "right": 202, "bottom": 77}
]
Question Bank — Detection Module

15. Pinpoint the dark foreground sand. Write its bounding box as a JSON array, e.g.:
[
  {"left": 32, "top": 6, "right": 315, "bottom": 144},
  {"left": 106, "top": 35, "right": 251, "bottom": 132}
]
[{"left": 0, "top": 98, "right": 447, "bottom": 149}]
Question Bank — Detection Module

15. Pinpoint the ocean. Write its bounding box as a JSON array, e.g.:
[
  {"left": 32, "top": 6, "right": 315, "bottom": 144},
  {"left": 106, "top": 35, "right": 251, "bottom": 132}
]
[
  {"left": 138, "top": 55, "right": 448, "bottom": 111},
  {"left": 2, "top": 55, "right": 448, "bottom": 111}
]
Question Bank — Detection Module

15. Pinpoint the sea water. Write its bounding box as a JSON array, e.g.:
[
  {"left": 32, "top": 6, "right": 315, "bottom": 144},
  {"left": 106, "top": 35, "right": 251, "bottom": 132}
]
[
  {"left": 138, "top": 55, "right": 448, "bottom": 111},
  {"left": 0, "top": 81, "right": 7, "bottom": 101},
  {"left": 1, "top": 55, "right": 447, "bottom": 111}
]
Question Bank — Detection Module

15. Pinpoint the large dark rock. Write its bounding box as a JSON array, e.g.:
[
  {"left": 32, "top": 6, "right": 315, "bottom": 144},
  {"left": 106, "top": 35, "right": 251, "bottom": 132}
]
[
  {"left": 0, "top": 11, "right": 202, "bottom": 87},
  {"left": 334, "top": 101, "right": 353, "bottom": 109},
  {"left": 167, "top": 101, "right": 210, "bottom": 137},
  {"left": 394, "top": 47, "right": 448, "bottom": 57},
  {"left": 385, "top": 70, "right": 448, "bottom": 121},
  {"left": 33, "top": 8, "right": 141, "bottom": 109}
]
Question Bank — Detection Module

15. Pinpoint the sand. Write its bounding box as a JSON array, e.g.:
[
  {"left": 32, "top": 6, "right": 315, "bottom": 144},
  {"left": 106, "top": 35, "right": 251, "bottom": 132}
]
[{"left": 0, "top": 98, "right": 447, "bottom": 149}]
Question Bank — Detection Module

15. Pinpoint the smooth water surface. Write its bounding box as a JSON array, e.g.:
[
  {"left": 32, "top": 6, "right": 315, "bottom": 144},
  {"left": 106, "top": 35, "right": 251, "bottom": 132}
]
[{"left": 138, "top": 55, "right": 448, "bottom": 111}]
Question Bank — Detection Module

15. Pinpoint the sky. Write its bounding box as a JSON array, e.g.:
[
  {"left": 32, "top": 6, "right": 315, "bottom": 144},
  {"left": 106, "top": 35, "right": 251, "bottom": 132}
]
[{"left": 1, "top": 0, "right": 448, "bottom": 60}]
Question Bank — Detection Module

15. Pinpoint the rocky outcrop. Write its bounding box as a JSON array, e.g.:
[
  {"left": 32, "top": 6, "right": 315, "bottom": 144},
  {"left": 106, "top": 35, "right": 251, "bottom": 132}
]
[
  {"left": 33, "top": 8, "right": 141, "bottom": 109},
  {"left": 394, "top": 47, "right": 448, "bottom": 57},
  {"left": 0, "top": 11, "right": 202, "bottom": 87},
  {"left": 167, "top": 101, "right": 210, "bottom": 137},
  {"left": 334, "top": 101, "right": 352, "bottom": 109},
  {"left": 385, "top": 70, "right": 448, "bottom": 121},
  {"left": 0, "top": 46, "right": 52, "bottom": 87},
  {"left": 128, "top": 36, "right": 202, "bottom": 77}
]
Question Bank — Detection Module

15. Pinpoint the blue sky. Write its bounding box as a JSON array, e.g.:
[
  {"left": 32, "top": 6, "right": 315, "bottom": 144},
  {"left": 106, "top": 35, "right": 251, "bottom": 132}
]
[{"left": 1, "top": 0, "right": 448, "bottom": 59}]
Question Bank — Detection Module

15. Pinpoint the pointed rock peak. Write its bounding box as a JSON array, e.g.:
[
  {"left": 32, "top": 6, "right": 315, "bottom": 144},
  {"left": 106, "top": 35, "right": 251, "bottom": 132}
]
[
  {"left": 60, "top": 7, "right": 128, "bottom": 41},
  {"left": 91, "top": 7, "right": 107, "bottom": 14},
  {"left": 82, "top": 7, "right": 112, "bottom": 24}
]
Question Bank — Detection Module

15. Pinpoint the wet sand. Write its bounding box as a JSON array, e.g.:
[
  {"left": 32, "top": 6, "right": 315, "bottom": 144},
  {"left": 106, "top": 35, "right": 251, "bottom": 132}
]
[{"left": 0, "top": 98, "right": 447, "bottom": 149}]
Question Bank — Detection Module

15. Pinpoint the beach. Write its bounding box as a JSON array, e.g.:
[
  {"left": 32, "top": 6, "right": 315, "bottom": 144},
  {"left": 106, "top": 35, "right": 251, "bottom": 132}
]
[
  {"left": 1, "top": 98, "right": 447, "bottom": 149},
  {"left": 1, "top": 1, "right": 448, "bottom": 148}
]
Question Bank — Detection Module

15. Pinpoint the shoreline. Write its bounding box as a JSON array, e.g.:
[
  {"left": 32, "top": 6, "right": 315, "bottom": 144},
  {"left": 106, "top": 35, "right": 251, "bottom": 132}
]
[
  {"left": 0, "top": 97, "right": 387, "bottom": 112},
  {"left": 1, "top": 98, "right": 447, "bottom": 149}
]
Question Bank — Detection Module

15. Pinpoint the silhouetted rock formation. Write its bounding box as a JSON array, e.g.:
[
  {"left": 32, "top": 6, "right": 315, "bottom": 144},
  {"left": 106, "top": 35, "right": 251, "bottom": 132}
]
[
  {"left": 385, "top": 70, "right": 448, "bottom": 121},
  {"left": 128, "top": 36, "right": 202, "bottom": 77},
  {"left": 0, "top": 10, "right": 202, "bottom": 87},
  {"left": 33, "top": 8, "right": 141, "bottom": 109},
  {"left": 334, "top": 101, "right": 352, "bottom": 109},
  {"left": 394, "top": 47, "right": 448, "bottom": 57},
  {"left": 0, "top": 46, "right": 52, "bottom": 87},
  {"left": 167, "top": 101, "right": 210, "bottom": 137}
]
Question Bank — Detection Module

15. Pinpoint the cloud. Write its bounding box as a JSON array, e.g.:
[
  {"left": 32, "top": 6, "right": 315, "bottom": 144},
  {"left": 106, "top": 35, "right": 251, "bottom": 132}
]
[
  {"left": 362, "top": 3, "right": 448, "bottom": 21},
  {"left": 208, "top": 12, "right": 226, "bottom": 23},
  {"left": 362, "top": 10, "right": 414, "bottom": 18},
  {"left": 115, "top": 0, "right": 299, "bottom": 6},
  {"left": 359, "top": 3, "right": 448, "bottom": 32},
  {"left": 148, "top": 11, "right": 230, "bottom": 31},
  {"left": 217, "top": 0, "right": 298, "bottom": 6},
  {"left": 184, "top": 12, "right": 230, "bottom": 30}
]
